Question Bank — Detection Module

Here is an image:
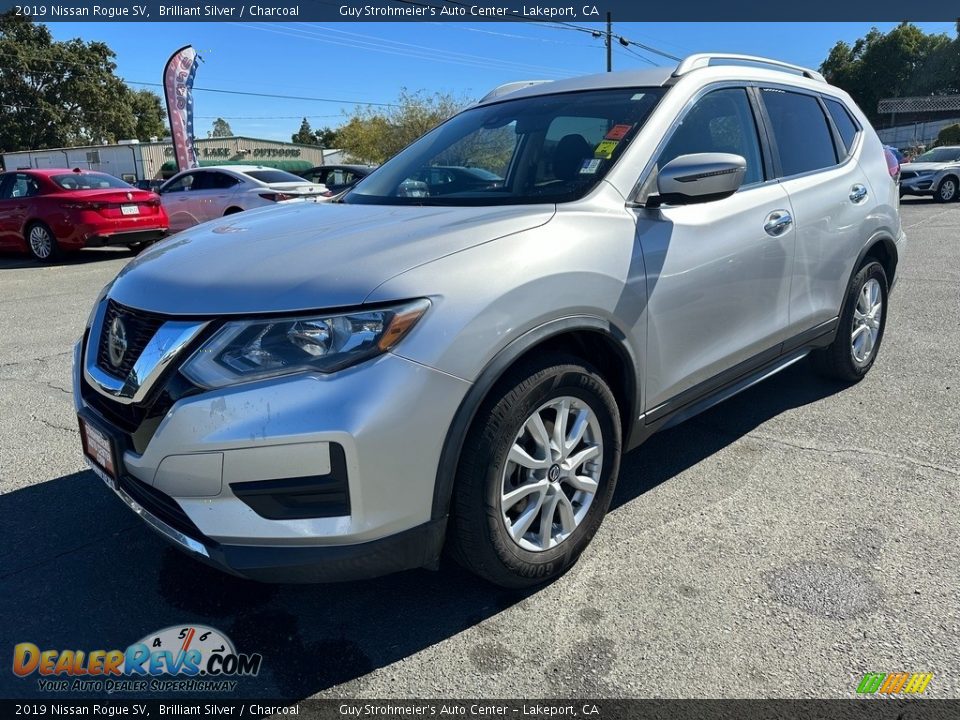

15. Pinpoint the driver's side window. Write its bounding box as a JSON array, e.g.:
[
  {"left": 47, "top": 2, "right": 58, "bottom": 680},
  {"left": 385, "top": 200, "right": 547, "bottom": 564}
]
[{"left": 659, "top": 87, "right": 765, "bottom": 187}]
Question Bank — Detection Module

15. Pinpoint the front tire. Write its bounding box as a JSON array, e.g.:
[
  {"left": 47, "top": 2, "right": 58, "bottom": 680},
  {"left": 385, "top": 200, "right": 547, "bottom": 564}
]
[
  {"left": 448, "top": 356, "right": 622, "bottom": 588},
  {"left": 811, "top": 260, "right": 888, "bottom": 383},
  {"left": 935, "top": 176, "right": 958, "bottom": 203},
  {"left": 26, "top": 223, "right": 60, "bottom": 263}
]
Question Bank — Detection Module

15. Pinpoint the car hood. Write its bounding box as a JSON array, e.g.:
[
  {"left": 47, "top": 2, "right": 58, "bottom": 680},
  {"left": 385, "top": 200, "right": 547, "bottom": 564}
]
[
  {"left": 109, "top": 201, "right": 555, "bottom": 315},
  {"left": 902, "top": 162, "right": 953, "bottom": 172}
]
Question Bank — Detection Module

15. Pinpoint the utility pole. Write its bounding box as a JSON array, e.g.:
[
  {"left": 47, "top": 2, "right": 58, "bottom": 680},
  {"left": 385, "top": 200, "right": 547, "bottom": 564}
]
[{"left": 605, "top": 12, "right": 612, "bottom": 72}]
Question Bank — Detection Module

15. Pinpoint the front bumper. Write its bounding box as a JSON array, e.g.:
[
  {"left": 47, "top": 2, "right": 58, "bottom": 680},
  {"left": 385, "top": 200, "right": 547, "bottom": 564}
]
[
  {"left": 899, "top": 176, "right": 936, "bottom": 195},
  {"left": 73, "top": 336, "right": 470, "bottom": 582}
]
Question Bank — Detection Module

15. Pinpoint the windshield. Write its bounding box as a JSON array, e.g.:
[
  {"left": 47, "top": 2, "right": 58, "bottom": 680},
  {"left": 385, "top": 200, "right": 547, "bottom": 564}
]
[
  {"left": 345, "top": 88, "right": 666, "bottom": 206},
  {"left": 915, "top": 148, "right": 960, "bottom": 163},
  {"left": 52, "top": 172, "right": 132, "bottom": 190}
]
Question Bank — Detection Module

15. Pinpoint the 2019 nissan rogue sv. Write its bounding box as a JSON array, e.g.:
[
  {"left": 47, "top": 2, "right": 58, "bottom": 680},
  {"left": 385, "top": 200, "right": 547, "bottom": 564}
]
[{"left": 74, "top": 54, "right": 905, "bottom": 588}]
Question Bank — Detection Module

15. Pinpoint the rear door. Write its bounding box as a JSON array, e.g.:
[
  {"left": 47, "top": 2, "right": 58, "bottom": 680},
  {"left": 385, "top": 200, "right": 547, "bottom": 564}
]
[
  {"left": 191, "top": 170, "right": 241, "bottom": 221},
  {"left": 758, "top": 87, "right": 873, "bottom": 337},
  {"left": 632, "top": 86, "right": 797, "bottom": 414}
]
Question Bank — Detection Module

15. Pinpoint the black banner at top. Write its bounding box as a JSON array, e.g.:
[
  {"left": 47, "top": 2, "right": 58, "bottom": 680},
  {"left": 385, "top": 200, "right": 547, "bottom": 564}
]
[{"left": 1, "top": 0, "right": 959, "bottom": 22}]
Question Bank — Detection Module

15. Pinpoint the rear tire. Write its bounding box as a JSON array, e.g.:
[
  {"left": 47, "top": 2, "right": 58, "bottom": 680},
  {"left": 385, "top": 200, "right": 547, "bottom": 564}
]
[
  {"left": 811, "top": 260, "right": 888, "bottom": 383},
  {"left": 223, "top": 207, "right": 243, "bottom": 216},
  {"left": 26, "top": 222, "right": 61, "bottom": 263},
  {"left": 447, "top": 356, "right": 622, "bottom": 588}
]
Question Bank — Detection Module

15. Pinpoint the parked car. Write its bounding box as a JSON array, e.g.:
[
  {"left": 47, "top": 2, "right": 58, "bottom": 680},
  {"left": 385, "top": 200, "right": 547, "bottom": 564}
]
[
  {"left": 301, "top": 164, "right": 375, "bottom": 196},
  {"left": 0, "top": 168, "right": 168, "bottom": 262},
  {"left": 75, "top": 54, "right": 904, "bottom": 588},
  {"left": 159, "top": 165, "right": 328, "bottom": 232},
  {"left": 135, "top": 179, "right": 165, "bottom": 193},
  {"left": 899, "top": 145, "right": 960, "bottom": 202}
]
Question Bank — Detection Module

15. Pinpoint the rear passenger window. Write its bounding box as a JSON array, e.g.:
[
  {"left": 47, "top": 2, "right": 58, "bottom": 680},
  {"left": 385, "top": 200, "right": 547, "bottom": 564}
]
[
  {"left": 824, "top": 98, "right": 860, "bottom": 156},
  {"left": 761, "top": 89, "right": 838, "bottom": 176},
  {"left": 659, "top": 88, "right": 765, "bottom": 186}
]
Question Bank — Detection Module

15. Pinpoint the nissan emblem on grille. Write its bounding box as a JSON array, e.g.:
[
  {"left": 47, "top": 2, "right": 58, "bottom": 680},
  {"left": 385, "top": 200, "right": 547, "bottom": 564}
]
[{"left": 107, "top": 316, "right": 128, "bottom": 368}]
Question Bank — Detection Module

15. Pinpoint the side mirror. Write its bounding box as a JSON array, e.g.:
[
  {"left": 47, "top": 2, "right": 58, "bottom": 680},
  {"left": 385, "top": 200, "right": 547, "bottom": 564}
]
[{"left": 651, "top": 153, "right": 746, "bottom": 207}]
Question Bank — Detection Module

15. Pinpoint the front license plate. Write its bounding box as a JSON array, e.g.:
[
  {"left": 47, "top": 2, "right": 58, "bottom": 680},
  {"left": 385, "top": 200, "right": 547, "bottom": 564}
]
[
  {"left": 79, "top": 416, "right": 116, "bottom": 479},
  {"left": 120, "top": 204, "right": 140, "bottom": 216}
]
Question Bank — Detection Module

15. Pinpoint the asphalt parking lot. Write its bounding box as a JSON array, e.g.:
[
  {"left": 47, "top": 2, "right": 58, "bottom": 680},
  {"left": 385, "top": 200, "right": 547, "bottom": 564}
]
[{"left": 0, "top": 198, "right": 957, "bottom": 701}]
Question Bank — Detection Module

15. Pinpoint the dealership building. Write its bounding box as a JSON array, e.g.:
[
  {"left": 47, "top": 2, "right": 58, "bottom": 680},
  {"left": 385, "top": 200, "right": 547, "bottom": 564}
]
[{"left": 1, "top": 136, "right": 346, "bottom": 183}]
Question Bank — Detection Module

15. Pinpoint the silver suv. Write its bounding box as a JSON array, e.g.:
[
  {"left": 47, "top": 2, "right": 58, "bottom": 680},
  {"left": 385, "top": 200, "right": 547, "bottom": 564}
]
[
  {"left": 898, "top": 145, "right": 960, "bottom": 202},
  {"left": 74, "top": 54, "right": 905, "bottom": 588}
]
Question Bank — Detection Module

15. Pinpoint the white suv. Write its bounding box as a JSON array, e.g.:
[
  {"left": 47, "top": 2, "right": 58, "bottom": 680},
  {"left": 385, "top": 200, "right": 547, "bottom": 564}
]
[{"left": 75, "top": 55, "right": 904, "bottom": 587}]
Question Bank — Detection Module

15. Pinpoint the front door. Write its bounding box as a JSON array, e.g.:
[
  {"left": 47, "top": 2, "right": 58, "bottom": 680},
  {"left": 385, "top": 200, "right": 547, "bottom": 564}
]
[{"left": 631, "top": 87, "right": 796, "bottom": 415}]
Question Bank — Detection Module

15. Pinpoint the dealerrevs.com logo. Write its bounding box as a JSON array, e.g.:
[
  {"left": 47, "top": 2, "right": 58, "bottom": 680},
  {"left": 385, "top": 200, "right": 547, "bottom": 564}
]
[{"left": 12, "top": 625, "right": 262, "bottom": 693}]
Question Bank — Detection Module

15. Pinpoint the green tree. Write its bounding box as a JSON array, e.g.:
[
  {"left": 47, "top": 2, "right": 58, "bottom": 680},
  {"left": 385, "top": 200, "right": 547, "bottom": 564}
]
[
  {"left": 820, "top": 23, "right": 957, "bottom": 125},
  {"left": 337, "top": 89, "right": 466, "bottom": 164},
  {"left": 314, "top": 126, "right": 339, "bottom": 148},
  {"left": 0, "top": 12, "right": 143, "bottom": 151},
  {"left": 126, "top": 88, "right": 168, "bottom": 141},
  {"left": 935, "top": 123, "right": 960, "bottom": 146},
  {"left": 209, "top": 117, "right": 233, "bottom": 138},
  {"left": 292, "top": 117, "right": 317, "bottom": 145}
]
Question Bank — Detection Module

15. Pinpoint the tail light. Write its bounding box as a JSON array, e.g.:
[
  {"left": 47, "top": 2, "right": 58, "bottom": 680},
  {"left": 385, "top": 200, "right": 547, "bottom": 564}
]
[
  {"left": 61, "top": 201, "right": 104, "bottom": 210},
  {"left": 259, "top": 192, "right": 297, "bottom": 202},
  {"left": 321, "top": 190, "right": 334, "bottom": 198},
  {"left": 884, "top": 147, "right": 900, "bottom": 180}
]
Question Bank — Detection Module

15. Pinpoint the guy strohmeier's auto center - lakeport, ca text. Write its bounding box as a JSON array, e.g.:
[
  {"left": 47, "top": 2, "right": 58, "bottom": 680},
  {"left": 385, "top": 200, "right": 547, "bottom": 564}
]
[{"left": 11, "top": 2, "right": 598, "bottom": 18}]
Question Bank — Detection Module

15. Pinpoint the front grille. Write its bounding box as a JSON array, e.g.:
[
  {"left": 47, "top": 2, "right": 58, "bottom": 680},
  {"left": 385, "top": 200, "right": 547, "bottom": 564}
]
[
  {"left": 96, "top": 299, "right": 166, "bottom": 379},
  {"left": 900, "top": 170, "right": 917, "bottom": 180},
  {"left": 81, "top": 366, "right": 202, "bottom": 454}
]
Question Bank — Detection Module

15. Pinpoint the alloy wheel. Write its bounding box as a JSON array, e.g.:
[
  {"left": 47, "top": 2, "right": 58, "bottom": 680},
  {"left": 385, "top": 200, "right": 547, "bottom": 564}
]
[
  {"left": 29, "top": 226, "right": 52, "bottom": 260},
  {"left": 499, "top": 396, "right": 603, "bottom": 552},
  {"left": 851, "top": 278, "right": 882, "bottom": 365},
  {"left": 939, "top": 178, "right": 956, "bottom": 202}
]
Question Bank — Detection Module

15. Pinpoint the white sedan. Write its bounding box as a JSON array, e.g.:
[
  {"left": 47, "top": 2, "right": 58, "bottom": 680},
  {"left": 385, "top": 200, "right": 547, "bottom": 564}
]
[{"left": 159, "top": 165, "right": 328, "bottom": 232}]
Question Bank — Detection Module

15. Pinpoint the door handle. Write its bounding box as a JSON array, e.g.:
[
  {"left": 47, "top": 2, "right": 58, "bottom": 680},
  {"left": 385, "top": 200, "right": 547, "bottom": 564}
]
[
  {"left": 763, "top": 210, "right": 793, "bottom": 237},
  {"left": 849, "top": 184, "right": 868, "bottom": 203}
]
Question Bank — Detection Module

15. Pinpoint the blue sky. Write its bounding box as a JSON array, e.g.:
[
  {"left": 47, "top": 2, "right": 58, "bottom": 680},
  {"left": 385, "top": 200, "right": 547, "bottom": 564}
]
[{"left": 47, "top": 21, "right": 959, "bottom": 141}]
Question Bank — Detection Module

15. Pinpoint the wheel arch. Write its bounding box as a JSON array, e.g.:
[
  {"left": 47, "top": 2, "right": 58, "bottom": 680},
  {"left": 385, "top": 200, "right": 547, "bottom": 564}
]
[
  {"left": 430, "top": 316, "right": 639, "bottom": 523},
  {"left": 855, "top": 231, "right": 899, "bottom": 291}
]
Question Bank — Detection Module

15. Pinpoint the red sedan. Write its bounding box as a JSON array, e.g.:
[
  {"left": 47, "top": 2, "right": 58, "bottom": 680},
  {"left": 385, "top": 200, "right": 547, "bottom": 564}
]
[{"left": 0, "top": 168, "right": 169, "bottom": 262}]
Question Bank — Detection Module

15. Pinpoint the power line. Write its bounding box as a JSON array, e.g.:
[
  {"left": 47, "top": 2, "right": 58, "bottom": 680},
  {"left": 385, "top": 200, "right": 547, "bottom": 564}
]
[
  {"left": 238, "top": 23, "right": 576, "bottom": 78},
  {"left": 0, "top": 48, "right": 400, "bottom": 107},
  {"left": 536, "top": 20, "right": 682, "bottom": 63}
]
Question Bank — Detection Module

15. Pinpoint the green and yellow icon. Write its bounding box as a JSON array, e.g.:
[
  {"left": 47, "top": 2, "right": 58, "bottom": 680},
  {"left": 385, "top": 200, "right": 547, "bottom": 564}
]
[{"left": 857, "top": 672, "right": 933, "bottom": 694}]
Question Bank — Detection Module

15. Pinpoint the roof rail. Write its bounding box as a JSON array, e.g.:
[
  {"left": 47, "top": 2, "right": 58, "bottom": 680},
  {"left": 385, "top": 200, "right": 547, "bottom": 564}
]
[
  {"left": 672, "top": 53, "right": 826, "bottom": 83},
  {"left": 479, "top": 80, "right": 552, "bottom": 103}
]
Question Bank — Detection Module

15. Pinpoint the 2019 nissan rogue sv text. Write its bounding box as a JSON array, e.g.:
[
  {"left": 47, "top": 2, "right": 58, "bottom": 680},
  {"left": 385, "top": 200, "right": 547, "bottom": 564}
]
[{"left": 74, "top": 55, "right": 905, "bottom": 588}]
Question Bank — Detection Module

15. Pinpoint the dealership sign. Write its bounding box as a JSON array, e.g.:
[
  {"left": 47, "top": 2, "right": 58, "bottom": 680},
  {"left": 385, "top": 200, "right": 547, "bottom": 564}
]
[{"left": 12, "top": 625, "right": 262, "bottom": 693}]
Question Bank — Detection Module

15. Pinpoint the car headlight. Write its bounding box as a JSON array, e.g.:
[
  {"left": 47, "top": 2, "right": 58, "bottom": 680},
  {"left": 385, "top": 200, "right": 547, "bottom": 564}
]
[{"left": 181, "top": 299, "right": 430, "bottom": 389}]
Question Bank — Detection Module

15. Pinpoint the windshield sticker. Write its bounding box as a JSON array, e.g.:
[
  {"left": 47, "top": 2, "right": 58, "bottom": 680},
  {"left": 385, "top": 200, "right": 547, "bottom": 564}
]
[
  {"left": 605, "top": 124, "right": 632, "bottom": 141},
  {"left": 630, "top": 93, "right": 647, "bottom": 101},
  {"left": 579, "top": 158, "right": 602, "bottom": 174},
  {"left": 594, "top": 140, "right": 619, "bottom": 159}
]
